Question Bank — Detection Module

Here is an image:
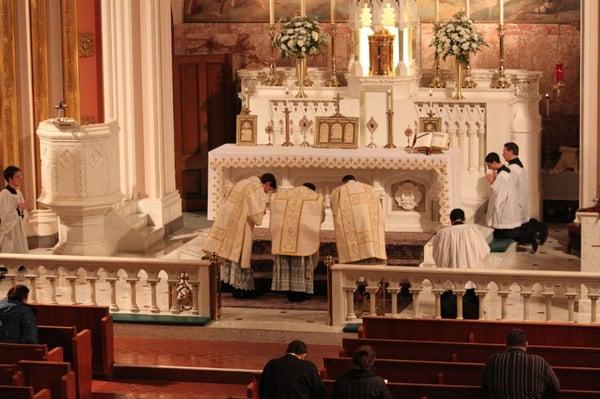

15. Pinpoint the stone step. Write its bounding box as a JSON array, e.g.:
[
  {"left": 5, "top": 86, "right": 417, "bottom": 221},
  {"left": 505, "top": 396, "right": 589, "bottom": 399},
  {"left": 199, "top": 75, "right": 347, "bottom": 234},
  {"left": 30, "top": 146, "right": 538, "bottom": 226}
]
[{"left": 125, "top": 213, "right": 149, "bottom": 231}]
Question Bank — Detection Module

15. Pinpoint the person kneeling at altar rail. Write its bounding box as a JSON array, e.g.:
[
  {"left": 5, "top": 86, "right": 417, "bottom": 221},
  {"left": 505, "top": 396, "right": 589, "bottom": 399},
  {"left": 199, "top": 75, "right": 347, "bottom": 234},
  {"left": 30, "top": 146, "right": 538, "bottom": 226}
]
[
  {"left": 433, "top": 208, "right": 488, "bottom": 320},
  {"left": 330, "top": 175, "right": 387, "bottom": 265},
  {"left": 270, "top": 183, "right": 325, "bottom": 302},
  {"left": 484, "top": 152, "right": 521, "bottom": 239},
  {"left": 202, "top": 173, "right": 277, "bottom": 294}
]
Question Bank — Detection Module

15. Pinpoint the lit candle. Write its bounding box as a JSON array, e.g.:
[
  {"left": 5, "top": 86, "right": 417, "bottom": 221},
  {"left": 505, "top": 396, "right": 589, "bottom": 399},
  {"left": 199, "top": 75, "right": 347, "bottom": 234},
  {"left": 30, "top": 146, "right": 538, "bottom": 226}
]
[
  {"left": 544, "top": 93, "right": 550, "bottom": 118},
  {"left": 465, "top": 0, "right": 470, "bottom": 18},
  {"left": 269, "top": 0, "right": 274, "bottom": 25},
  {"left": 387, "top": 90, "right": 392, "bottom": 111},
  {"left": 499, "top": 0, "right": 504, "bottom": 25},
  {"left": 330, "top": 0, "right": 335, "bottom": 24},
  {"left": 300, "top": 0, "right": 305, "bottom": 16},
  {"left": 435, "top": 0, "right": 439, "bottom": 23}
]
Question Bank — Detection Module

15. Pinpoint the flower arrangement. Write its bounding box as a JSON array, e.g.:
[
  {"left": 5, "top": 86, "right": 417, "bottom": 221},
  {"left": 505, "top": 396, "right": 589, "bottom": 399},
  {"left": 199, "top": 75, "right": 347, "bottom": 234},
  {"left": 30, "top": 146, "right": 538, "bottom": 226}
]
[
  {"left": 432, "top": 11, "right": 486, "bottom": 65},
  {"left": 272, "top": 15, "right": 327, "bottom": 58}
]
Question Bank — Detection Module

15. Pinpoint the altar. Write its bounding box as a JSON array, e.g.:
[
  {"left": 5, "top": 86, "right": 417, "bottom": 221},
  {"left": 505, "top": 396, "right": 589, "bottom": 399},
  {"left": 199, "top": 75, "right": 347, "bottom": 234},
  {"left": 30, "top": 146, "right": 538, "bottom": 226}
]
[{"left": 208, "top": 144, "right": 461, "bottom": 231}]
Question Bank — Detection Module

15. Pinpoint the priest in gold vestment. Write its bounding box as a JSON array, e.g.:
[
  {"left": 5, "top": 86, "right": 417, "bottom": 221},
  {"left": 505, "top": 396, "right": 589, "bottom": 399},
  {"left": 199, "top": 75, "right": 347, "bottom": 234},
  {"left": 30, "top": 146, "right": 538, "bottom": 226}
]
[
  {"left": 203, "top": 173, "right": 277, "bottom": 291},
  {"left": 330, "top": 176, "right": 387, "bottom": 264},
  {"left": 270, "top": 183, "right": 325, "bottom": 300}
]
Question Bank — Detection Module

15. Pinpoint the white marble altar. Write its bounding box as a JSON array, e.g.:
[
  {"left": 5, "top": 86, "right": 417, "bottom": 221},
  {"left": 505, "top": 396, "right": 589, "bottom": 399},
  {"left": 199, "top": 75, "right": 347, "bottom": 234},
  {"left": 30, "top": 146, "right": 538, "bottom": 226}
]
[{"left": 208, "top": 144, "right": 461, "bottom": 232}]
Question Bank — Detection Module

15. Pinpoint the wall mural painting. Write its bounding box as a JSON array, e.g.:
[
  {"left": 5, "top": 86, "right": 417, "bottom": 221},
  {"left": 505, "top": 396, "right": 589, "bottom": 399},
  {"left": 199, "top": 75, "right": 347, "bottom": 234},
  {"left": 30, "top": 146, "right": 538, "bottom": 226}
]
[
  {"left": 184, "top": 0, "right": 579, "bottom": 24},
  {"left": 184, "top": 0, "right": 349, "bottom": 23}
]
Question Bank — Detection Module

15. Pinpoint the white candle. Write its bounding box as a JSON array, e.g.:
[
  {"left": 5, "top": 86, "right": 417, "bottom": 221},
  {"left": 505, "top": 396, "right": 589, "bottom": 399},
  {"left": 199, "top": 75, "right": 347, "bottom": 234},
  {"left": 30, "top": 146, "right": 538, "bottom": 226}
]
[
  {"left": 465, "top": 0, "right": 470, "bottom": 18},
  {"left": 387, "top": 90, "right": 392, "bottom": 111},
  {"left": 499, "top": 0, "right": 504, "bottom": 25},
  {"left": 269, "top": 0, "right": 274, "bottom": 24},
  {"left": 330, "top": 0, "right": 336, "bottom": 24},
  {"left": 300, "top": 0, "right": 305, "bottom": 16},
  {"left": 435, "top": 0, "right": 439, "bottom": 23}
]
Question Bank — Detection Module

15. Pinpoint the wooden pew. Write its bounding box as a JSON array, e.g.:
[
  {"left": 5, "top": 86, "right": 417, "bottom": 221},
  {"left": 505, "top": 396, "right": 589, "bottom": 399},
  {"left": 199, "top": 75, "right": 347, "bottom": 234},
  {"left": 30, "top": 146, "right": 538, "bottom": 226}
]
[
  {"left": 0, "top": 364, "right": 23, "bottom": 385},
  {"left": 32, "top": 304, "right": 114, "bottom": 378},
  {"left": 323, "top": 379, "right": 600, "bottom": 399},
  {"left": 39, "top": 326, "right": 92, "bottom": 399},
  {"left": 19, "top": 360, "right": 76, "bottom": 399},
  {"left": 341, "top": 337, "right": 600, "bottom": 368},
  {"left": 360, "top": 317, "right": 600, "bottom": 347},
  {"left": 0, "top": 385, "right": 51, "bottom": 399},
  {"left": 323, "top": 357, "right": 600, "bottom": 391},
  {"left": 0, "top": 343, "right": 63, "bottom": 364}
]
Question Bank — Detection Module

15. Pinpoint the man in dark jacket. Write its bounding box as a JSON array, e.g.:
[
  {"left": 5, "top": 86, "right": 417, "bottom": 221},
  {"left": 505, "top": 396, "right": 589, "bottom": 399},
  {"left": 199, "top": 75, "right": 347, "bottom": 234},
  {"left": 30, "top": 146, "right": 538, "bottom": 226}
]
[
  {"left": 332, "top": 346, "right": 392, "bottom": 399},
  {"left": 0, "top": 284, "right": 38, "bottom": 344},
  {"left": 259, "top": 340, "right": 325, "bottom": 399}
]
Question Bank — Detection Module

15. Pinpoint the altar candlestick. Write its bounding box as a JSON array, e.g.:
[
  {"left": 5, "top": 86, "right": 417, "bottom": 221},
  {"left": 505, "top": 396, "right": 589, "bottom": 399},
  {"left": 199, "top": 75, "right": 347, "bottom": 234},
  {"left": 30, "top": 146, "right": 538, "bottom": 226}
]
[
  {"left": 269, "top": 0, "right": 274, "bottom": 24},
  {"left": 300, "top": 0, "right": 305, "bottom": 16},
  {"left": 330, "top": 0, "right": 335, "bottom": 24},
  {"left": 244, "top": 88, "right": 250, "bottom": 110},
  {"left": 428, "top": 89, "right": 433, "bottom": 108},
  {"left": 499, "top": 0, "right": 504, "bottom": 25},
  {"left": 544, "top": 93, "right": 550, "bottom": 118},
  {"left": 465, "top": 0, "right": 470, "bottom": 18},
  {"left": 435, "top": 0, "right": 439, "bottom": 23}
]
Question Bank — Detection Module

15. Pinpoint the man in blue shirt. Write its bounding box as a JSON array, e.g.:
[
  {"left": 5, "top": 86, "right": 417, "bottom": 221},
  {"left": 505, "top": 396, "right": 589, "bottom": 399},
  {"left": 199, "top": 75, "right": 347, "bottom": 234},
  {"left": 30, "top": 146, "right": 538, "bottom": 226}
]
[{"left": 0, "top": 284, "right": 38, "bottom": 344}]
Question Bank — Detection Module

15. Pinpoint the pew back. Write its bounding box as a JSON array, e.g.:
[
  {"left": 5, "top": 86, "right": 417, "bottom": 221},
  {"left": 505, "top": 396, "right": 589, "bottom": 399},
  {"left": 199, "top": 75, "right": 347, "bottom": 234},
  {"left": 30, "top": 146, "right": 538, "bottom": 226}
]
[
  {"left": 32, "top": 304, "right": 114, "bottom": 377},
  {"left": 0, "top": 343, "right": 62, "bottom": 364},
  {"left": 360, "top": 317, "right": 600, "bottom": 347},
  {"left": 19, "top": 360, "right": 76, "bottom": 399},
  {"left": 0, "top": 363, "right": 22, "bottom": 385},
  {"left": 0, "top": 385, "right": 51, "bottom": 399}
]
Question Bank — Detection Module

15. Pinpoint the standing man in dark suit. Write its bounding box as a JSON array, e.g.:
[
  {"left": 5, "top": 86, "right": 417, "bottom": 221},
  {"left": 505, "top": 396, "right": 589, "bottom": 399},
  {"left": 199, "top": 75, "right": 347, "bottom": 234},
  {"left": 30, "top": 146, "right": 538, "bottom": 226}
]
[
  {"left": 259, "top": 340, "right": 325, "bottom": 399},
  {"left": 482, "top": 328, "right": 560, "bottom": 399}
]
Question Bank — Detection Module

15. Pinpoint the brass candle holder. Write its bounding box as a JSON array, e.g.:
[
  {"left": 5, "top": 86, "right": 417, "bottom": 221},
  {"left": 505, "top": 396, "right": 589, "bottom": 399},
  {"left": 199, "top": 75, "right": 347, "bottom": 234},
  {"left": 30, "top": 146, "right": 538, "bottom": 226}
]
[
  {"left": 462, "top": 60, "right": 477, "bottom": 88},
  {"left": 492, "top": 24, "right": 511, "bottom": 89},
  {"left": 429, "top": 53, "right": 447, "bottom": 88},
  {"left": 282, "top": 103, "right": 293, "bottom": 146},
  {"left": 366, "top": 116, "right": 378, "bottom": 148},
  {"left": 384, "top": 109, "right": 396, "bottom": 148},
  {"left": 326, "top": 23, "right": 340, "bottom": 87},
  {"left": 265, "top": 120, "right": 274, "bottom": 146},
  {"left": 262, "top": 24, "right": 283, "bottom": 86}
]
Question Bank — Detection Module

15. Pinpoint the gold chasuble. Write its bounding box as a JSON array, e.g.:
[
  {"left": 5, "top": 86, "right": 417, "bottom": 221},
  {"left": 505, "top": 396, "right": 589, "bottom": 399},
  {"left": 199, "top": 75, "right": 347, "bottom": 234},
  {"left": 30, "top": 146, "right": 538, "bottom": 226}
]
[
  {"left": 270, "top": 186, "right": 325, "bottom": 257},
  {"left": 330, "top": 181, "right": 387, "bottom": 263},
  {"left": 203, "top": 176, "right": 267, "bottom": 268}
]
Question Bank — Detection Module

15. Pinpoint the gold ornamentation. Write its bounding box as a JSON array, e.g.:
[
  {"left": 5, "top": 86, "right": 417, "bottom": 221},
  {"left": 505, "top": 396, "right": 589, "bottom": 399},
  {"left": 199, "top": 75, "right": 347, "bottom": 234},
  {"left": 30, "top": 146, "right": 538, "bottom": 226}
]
[
  {"left": 454, "top": 59, "right": 465, "bottom": 100},
  {"left": 60, "top": 0, "right": 81, "bottom": 121},
  {"left": 78, "top": 33, "right": 95, "bottom": 58},
  {"left": 236, "top": 114, "right": 257, "bottom": 145},
  {"left": 492, "top": 24, "right": 512, "bottom": 89},
  {"left": 368, "top": 28, "right": 394, "bottom": 77},
  {"left": 295, "top": 57, "right": 308, "bottom": 98},
  {"left": 314, "top": 116, "right": 359, "bottom": 149}
]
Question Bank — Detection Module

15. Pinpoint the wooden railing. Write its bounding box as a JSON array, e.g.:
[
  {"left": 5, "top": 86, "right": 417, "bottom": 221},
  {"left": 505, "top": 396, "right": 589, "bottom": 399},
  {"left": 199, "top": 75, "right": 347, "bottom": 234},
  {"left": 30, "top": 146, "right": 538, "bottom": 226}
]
[
  {"left": 330, "top": 264, "right": 600, "bottom": 325},
  {"left": 0, "top": 253, "right": 218, "bottom": 319}
]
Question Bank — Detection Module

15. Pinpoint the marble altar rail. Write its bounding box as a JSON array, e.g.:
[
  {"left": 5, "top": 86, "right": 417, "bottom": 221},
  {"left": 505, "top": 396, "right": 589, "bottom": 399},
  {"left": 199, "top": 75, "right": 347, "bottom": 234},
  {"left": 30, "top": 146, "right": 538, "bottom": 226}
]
[
  {"left": 330, "top": 264, "right": 600, "bottom": 326},
  {"left": 0, "top": 253, "right": 217, "bottom": 319}
]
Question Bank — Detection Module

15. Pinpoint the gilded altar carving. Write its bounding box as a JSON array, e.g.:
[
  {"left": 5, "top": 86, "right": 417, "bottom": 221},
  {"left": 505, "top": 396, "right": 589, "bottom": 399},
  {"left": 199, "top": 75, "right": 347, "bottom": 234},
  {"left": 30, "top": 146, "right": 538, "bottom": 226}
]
[
  {"left": 78, "top": 33, "right": 95, "bottom": 58},
  {"left": 60, "top": 0, "right": 81, "bottom": 121},
  {"left": 368, "top": 28, "right": 394, "bottom": 76}
]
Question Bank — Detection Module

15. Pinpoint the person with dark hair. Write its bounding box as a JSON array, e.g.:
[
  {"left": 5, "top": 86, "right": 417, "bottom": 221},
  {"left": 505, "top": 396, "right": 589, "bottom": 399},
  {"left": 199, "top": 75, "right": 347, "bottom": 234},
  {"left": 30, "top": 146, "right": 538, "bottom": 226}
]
[
  {"left": 0, "top": 284, "right": 37, "bottom": 344},
  {"left": 502, "top": 142, "right": 528, "bottom": 224},
  {"left": 330, "top": 176, "right": 387, "bottom": 264},
  {"left": 270, "top": 183, "right": 325, "bottom": 301},
  {"left": 332, "top": 346, "right": 392, "bottom": 399},
  {"left": 203, "top": 173, "right": 277, "bottom": 293},
  {"left": 259, "top": 340, "right": 325, "bottom": 399},
  {"left": 0, "top": 166, "right": 29, "bottom": 253},
  {"left": 482, "top": 328, "right": 559, "bottom": 399},
  {"left": 484, "top": 153, "right": 521, "bottom": 238}
]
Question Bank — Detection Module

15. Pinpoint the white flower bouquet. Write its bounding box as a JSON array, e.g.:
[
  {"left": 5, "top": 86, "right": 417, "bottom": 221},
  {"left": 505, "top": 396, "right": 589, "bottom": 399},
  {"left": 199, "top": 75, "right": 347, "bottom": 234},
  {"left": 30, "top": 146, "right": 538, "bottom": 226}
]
[
  {"left": 432, "top": 11, "right": 487, "bottom": 65},
  {"left": 272, "top": 15, "right": 327, "bottom": 58}
]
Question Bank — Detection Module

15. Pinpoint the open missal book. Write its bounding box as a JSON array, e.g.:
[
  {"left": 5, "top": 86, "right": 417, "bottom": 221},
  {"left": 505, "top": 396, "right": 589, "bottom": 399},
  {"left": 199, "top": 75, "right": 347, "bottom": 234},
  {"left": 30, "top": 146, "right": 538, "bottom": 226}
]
[{"left": 412, "top": 131, "right": 450, "bottom": 155}]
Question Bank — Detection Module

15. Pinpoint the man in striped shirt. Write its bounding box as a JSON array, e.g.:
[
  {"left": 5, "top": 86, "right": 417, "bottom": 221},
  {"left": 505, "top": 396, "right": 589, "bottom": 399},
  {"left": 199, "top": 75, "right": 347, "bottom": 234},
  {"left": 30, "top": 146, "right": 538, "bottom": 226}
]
[{"left": 481, "top": 328, "right": 560, "bottom": 399}]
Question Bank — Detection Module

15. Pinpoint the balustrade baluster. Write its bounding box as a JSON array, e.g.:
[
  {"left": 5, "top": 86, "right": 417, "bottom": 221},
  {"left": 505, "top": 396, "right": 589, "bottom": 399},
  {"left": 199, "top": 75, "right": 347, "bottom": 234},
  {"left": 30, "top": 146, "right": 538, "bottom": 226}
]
[
  {"left": 588, "top": 293, "right": 599, "bottom": 323},
  {"left": 191, "top": 282, "right": 200, "bottom": 315},
  {"left": 521, "top": 291, "right": 533, "bottom": 320},
  {"left": 475, "top": 290, "right": 488, "bottom": 320},
  {"left": 127, "top": 277, "right": 140, "bottom": 313},
  {"left": 387, "top": 284, "right": 401, "bottom": 318},
  {"left": 106, "top": 277, "right": 120, "bottom": 312},
  {"left": 87, "top": 277, "right": 98, "bottom": 305},
  {"left": 343, "top": 286, "right": 356, "bottom": 320},
  {"left": 565, "top": 292, "right": 578, "bottom": 322},
  {"left": 26, "top": 276, "right": 37, "bottom": 303},
  {"left": 366, "top": 285, "right": 379, "bottom": 317},
  {"left": 67, "top": 276, "right": 78, "bottom": 305},
  {"left": 541, "top": 292, "right": 554, "bottom": 321},
  {"left": 169, "top": 280, "right": 181, "bottom": 314},
  {"left": 454, "top": 289, "right": 465, "bottom": 320},
  {"left": 498, "top": 290, "right": 510, "bottom": 320},
  {"left": 409, "top": 288, "right": 421, "bottom": 318},
  {"left": 47, "top": 275, "right": 58, "bottom": 304},
  {"left": 147, "top": 278, "right": 160, "bottom": 313},
  {"left": 432, "top": 288, "right": 444, "bottom": 319}
]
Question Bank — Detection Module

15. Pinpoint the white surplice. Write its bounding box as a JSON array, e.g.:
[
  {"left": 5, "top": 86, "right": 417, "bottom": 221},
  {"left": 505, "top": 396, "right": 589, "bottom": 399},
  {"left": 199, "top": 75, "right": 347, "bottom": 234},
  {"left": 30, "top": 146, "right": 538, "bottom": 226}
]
[
  {"left": 508, "top": 159, "right": 529, "bottom": 224},
  {"left": 486, "top": 168, "right": 521, "bottom": 229},
  {"left": 0, "top": 188, "right": 29, "bottom": 254},
  {"left": 432, "top": 224, "right": 490, "bottom": 269}
]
